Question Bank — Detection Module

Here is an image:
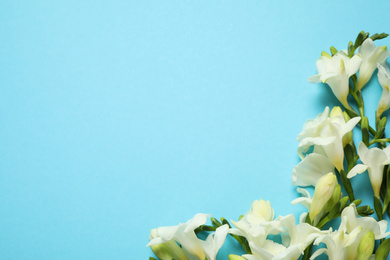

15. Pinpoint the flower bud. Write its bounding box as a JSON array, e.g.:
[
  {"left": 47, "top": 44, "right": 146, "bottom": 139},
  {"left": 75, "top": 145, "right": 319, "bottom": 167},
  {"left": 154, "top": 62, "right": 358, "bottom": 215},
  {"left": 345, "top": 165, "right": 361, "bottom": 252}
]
[
  {"left": 323, "top": 184, "right": 341, "bottom": 214},
  {"left": 330, "top": 106, "right": 343, "bottom": 118},
  {"left": 357, "top": 231, "right": 375, "bottom": 260},
  {"left": 250, "top": 199, "right": 274, "bottom": 222},
  {"left": 310, "top": 173, "right": 337, "bottom": 220},
  {"left": 229, "top": 255, "right": 245, "bottom": 260},
  {"left": 149, "top": 229, "right": 188, "bottom": 260}
]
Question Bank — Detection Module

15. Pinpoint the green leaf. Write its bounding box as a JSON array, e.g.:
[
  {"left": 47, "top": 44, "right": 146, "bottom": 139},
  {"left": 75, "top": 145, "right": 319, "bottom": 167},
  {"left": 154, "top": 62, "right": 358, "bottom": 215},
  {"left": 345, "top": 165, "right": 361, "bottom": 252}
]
[
  {"left": 374, "top": 195, "right": 383, "bottom": 220},
  {"left": 371, "top": 33, "right": 389, "bottom": 41},
  {"left": 149, "top": 257, "right": 157, "bottom": 260},
  {"left": 375, "top": 238, "right": 390, "bottom": 260},
  {"left": 339, "top": 170, "right": 355, "bottom": 201}
]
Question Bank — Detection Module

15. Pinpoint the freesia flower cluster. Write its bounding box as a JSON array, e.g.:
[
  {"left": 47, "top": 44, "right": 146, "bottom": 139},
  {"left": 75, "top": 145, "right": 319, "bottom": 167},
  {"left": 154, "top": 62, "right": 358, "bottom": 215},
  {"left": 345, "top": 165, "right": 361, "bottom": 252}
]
[{"left": 147, "top": 31, "right": 390, "bottom": 260}]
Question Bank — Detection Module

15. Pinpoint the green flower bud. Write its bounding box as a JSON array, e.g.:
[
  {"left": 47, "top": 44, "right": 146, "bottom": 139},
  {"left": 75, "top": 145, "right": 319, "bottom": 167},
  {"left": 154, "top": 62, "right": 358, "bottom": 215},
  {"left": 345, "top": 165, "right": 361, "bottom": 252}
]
[
  {"left": 228, "top": 255, "right": 246, "bottom": 260},
  {"left": 357, "top": 231, "right": 375, "bottom": 260},
  {"left": 323, "top": 184, "right": 341, "bottom": 213},
  {"left": 149, "top": 229, "right": 188, "bottom": 260},
  {"left": 150, "top": 241, "right": 188, "bottom": 260}
]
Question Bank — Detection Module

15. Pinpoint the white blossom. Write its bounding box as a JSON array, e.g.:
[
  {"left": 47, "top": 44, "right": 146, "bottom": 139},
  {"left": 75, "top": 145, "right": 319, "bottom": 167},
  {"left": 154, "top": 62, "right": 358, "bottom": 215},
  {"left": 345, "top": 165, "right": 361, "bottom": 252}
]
[
  {"left": 376, "top": 64, "right": 390, "bottom": 118},
  {"left": 297, "top": 106, "right": 360, "bottom": 171},
  {"left": 357, "top": 38, "right": 390, "bottom": 90},
  {"left": 347, "top": 142, "right": 390, "bottom": 196},
  {"left": 308, "top": 52, "right": 362, "bottom": 108}
]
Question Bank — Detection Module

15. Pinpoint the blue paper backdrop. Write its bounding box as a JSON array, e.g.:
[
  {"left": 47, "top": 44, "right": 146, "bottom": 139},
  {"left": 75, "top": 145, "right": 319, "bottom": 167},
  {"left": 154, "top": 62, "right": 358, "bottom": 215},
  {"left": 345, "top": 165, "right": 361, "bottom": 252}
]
[{"left": 1, "top": 1, "right": 390, "bottom": 259}]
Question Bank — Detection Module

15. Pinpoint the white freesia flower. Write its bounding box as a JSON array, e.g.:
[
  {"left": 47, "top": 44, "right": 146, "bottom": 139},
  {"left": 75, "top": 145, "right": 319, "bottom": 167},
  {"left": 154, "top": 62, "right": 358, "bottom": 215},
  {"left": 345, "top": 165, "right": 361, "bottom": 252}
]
[
  {"left": 347, "top": 142, "right": 390, "bottom": 196},
  {"left": 148, "top": 228, "right": 188, "bottom": 260},
  {"left": 243, "top": 241, "right": 302, "bottom": 260},
  {"left": 292, "top": 153, "right": 334, "bottom": 187},
  {"left": 311, "top": 204, "right": 390, "bottom": 260},
  {"left": 341, "top": 204, "right": 390, "bottom": 260},
  {"left": 357, "top": 38, "right": 390, "bottom": 90},
  {"left": 239, "top": 214, "right": 325, "bottom": 260},
  {"left": 297, "top": 106, "right": 360, "bottom": 171},
  {"left": 233, "top": 201, "right": 325, "bottom": 260},
  {"left": 246, "top": 199, "right": 274, "bottom": 223},
  {"left": 311, "top": 215, "right": 360, "bottom": 260},
  {"left": 200, "top": 225, "right": 229, "bottom": 260},
  {"left": 376, "top": 64, "right": 390, "bottom": 118},
  {"left": 308, "top": 52, "right": 362, "bottom": 108},
  {"left": 147, "top": 213, "right": 210, "bottom": 260},
  {"left": 291, "top": 188, "right": 313, "bottom": 212},
  {"left": 230, "top": 200, "right": 283, "bottom": 248}
]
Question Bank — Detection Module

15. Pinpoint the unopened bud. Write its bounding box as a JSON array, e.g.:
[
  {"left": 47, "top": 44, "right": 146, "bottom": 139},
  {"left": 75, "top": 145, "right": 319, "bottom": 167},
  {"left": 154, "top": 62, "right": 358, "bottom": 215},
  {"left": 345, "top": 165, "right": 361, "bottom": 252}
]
[
  {"left": 357, "top": 231, "right": 375, "bottom": 260},
  {"left": 310, "top": 173, "right": 337, "bottom": 220},
  {"left": 149, "top": 229, "right": 188, "bottom": 260},
  {"left": 330, "top": 106, "right": 343, "bottom": 118},
  {"left": 324, "top": 184, "right": 341, "bottom": 213}
]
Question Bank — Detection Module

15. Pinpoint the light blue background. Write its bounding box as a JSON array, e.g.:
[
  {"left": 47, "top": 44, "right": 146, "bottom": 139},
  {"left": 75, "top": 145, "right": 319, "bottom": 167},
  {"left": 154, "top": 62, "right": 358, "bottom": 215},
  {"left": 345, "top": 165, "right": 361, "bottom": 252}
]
[{"left": 1, "top": 1, "right": 390, "bottom": 259}]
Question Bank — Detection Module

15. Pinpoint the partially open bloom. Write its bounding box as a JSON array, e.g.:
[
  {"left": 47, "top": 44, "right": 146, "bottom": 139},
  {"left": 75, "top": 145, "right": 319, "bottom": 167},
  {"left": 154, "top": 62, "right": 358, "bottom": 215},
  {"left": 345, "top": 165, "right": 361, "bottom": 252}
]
[
  {"left": 341, "top": 204, "right": 390, "bottom": 260},
  {"left": 147, "top": 213, "right": 228, "bottom": 260},
  {"left": 311, "top": 216, "right": 360, "bottom": 260},
  {"left": 312, "top": 204, "right": 390, "bottom": 260},
  {"left": 308, "top": 52, "right": 362, "bottom": 108},
  {"left": 297, "top": 106, "right": 360, "bottom": 171},
  {"left": 230, "top": 200, "right": 283, "bottom": 248},
  {"left": 149, "top": 228, "right": 188, "bottom": 260},
  {"left": 357, "top": 38, "right": 390, "bottom": 90},
  {"left": 200, "top": 225, "right": 229, "bottom": 260},
  {"left": 232, "top": 200, "right": 325, "bottom": 260},
  {"left": 376, "top": 64, "right": 390, "bottom": 118},
  {"left": 347, "top": 142, "right": 390, "bottom": 196}
]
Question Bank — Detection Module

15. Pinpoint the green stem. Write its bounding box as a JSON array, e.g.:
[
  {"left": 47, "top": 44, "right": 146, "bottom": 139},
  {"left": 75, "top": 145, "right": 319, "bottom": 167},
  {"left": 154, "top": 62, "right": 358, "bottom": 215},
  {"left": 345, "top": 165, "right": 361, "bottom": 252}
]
[
  {"left": 301, "top": 243, "right": 313, "bottom": 260},
  {"left": 369, "top": 138, "right": 390, "bottom": 146}
]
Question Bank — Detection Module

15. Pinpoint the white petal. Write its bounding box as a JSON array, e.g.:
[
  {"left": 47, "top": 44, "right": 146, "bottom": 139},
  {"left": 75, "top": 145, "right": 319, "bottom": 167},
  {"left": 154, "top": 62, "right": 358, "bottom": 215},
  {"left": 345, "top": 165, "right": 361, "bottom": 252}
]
[
  {"left": 343, "top": 116, "right": 361, "bottom": 135},
  {"left": 310, "top": 248, "right": 327, "bottom": 260},
  {"left": 347, "top": 54, "right": 363, "bottom": 77},
  {"left": 308, "top": 74, "right": 321, "bottom": 83},
  {"left": 357, "top": 142, "right": 369, "bottom": 162},
  {"left": 292, "top": 153, "right": 335, "bottom": 186},
  {"left": 184, "top": 213, "right": 210, "bottom": 232},
  {"left": 359, "top": 39, "right": 376, "bottom": 56},
  {"left": 347, "top": 164, "right": 368, "bottom": 178}
]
